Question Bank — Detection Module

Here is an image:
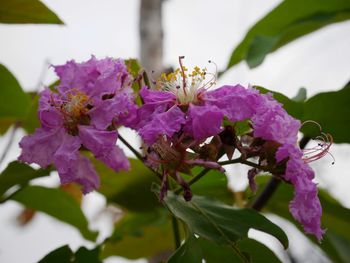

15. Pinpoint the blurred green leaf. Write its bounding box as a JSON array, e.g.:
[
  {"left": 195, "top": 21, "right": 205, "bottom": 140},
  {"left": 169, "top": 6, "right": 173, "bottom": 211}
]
[
  {"left": 96, "top": 158, "right": 160, "bottom": 212},
  {"left": 75, "top": 246, "right": 101, "bottom": 263},
  {"left": 38, "top": 245, "right": 73, "bottom": 263},
  {"left": 169, "top": 234, "right": 281, "bottom": 263},
  {"left": 0, "top": 0, "right": 64, "bottom": 24},
  {"left": 38, "top": 245, "right": 101, "bottom": 263},
  {"left": 252, "top": 177, "right": 350, "bottom": 263},
  {"left": 10, "top": 185, "right": 98, "bottom": 241},
  {"left": 302, "top": 84, "right": 350, "bottom": 143},
  {"left": 162, "top": 192, "right": 288, "bottom": 249},
  {"left": 0, "top": 64, "right": 30, "bottom": 134},
  {"left": 224, "top": 0, "right": 350, "bottom": 72},
  {"left": 0, "top": 161, "right": 50, "bottom": 199},
  {"left": 21, "top": 93, "right": 40, "bottom": 133},
  {"left": 102, "top": 209, "right": 175, "bottom": 259}
]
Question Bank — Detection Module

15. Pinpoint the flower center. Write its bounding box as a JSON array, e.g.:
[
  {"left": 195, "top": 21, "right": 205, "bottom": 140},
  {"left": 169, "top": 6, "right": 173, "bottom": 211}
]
[
  {"left": 61, "top": 90, "right": 90, "bottom": 134},
  {"left": 157, "top": 57, "right": 216, "bottom": 105}
]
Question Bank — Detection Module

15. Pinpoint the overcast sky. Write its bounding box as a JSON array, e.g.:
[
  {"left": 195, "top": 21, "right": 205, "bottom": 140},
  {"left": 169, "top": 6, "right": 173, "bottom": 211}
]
[{"left": 0, "top": 0, "right": 350, "bottom": 262}]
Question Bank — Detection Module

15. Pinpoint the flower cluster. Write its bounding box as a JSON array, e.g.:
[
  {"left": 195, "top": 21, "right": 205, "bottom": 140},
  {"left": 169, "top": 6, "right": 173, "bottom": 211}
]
[
  {"left": 129, "top": 58, "right": 326, "bottom": 240},
  {"left": 19, "top": 56, "right": 135, "bottom": 193},
  {"left": 18, "top": 56, "right": 329, "bottom": 241}
]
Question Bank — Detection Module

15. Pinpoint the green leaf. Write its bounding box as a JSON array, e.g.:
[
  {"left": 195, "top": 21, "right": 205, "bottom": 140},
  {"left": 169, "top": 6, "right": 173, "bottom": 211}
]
[
  {"left": 102, "top": 209, "right": 175, "bottom": 259},
  {"left": 125, "top": 59, "right": 143, "bottom": 105},
  {"left": 75, "top": 246, "right": 101, "bottom": 263},
  {"left": 162, "top": 192, "right": 288, "bottom": 249},
  {"left": 0, "top": 161, "right": 50, "bottom": 199},
  {"left": 0, "top": 64, "right": 30, "bottom": 133},
  {"left": 96, "top": 158, "right": 160, "bottom": 212},
  {"left": 9, "top": 185, "right": 98, "bottom": 241},
  {"left": 168, "top": 234, "right": 204, "bottom": 263},
  {"left": 302, "top": 84, "right": 350, "bottom": 143},
  {"left": 21, "top": 93, "right": 40, "bottom": 133},
  {"left": 0, "top": 0, "right": 64, "bottom": 24},
  {"left": 225, "top": 0, "right": 350, "bottom": 72},
  {"left": 169, "top": 234, "right": 281, "bottom": 263},
  {"left": 252, "top": 177, "right": 350, "bottom": 263},
  {"left": 38, "top": 245, "right": 101, "bottom": 263},
  {"left": 38, "top": 245, "right": 73, "bottom": 263}
]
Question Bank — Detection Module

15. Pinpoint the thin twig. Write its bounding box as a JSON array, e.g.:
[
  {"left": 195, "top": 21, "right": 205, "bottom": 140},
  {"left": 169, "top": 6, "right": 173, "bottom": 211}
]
[{"left": 118, "top": 134, "right": 162, "bottom": 180}]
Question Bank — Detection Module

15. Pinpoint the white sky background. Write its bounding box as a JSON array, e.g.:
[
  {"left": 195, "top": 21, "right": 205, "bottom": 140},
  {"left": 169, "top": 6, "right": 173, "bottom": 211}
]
[{"left": 0, "top": 0, "right": 350, "bottom": 262}]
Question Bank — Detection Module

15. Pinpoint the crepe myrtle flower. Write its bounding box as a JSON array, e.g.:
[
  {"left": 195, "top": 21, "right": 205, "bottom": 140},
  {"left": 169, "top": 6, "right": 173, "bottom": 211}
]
[
  {"left": 18, "top": 56, "right": 135, "bottom": 193},
  {"left": 132, "top": 57, "right": 330, "bottom": 240}
]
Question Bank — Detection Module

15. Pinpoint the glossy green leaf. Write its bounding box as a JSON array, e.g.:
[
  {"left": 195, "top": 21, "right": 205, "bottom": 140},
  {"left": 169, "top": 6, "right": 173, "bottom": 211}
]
[
  {"left": 168, "top": 234, "right": 204, "bottom": 263},
  {"left": 0, "top": 64, "right": 30, "bottom": 133},
  {"left": 225, "top": 0, "right": 350, "bottom": 71},
  {"left": 251, "top": 177, "right": 350, "bottom": 263},
  {"left": 102, "top": 209, "right": 175, "bottom": 259},
  {"left": 9, "top": 185, "right": 98, "bottom": 241},
  {"left": 0, "top": 0, "right": 63, "bottom": 24},
  {"left": 162, "top": 192, "right": 288, "bottom": 249},
  {"left": 0, "top": 161, "right": 50, "bottom": 199},
  {"left": 169, "top": 234, "right": 281, "bottom": 263}
]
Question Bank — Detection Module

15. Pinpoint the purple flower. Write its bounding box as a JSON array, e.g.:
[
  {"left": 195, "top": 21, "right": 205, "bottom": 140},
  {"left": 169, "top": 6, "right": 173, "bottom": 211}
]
[
  {"left": 19, "top": 57, "right": 134, "bottom": 193},
  {"left": 276, "top": 144, "right": 325, "bottom": 241}
]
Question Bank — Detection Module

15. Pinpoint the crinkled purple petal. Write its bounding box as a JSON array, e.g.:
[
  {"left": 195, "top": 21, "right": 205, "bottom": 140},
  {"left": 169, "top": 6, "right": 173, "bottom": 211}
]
[
  {"left": 53, "top": 133, "right": 82, "bottom": 184},
  {"left": 52, "top": 133, "right": 99, "bottom": 194},
  {"left": 38, "top": 88, "right": 64, "bottom": 128},
  {"left": 253, "top": 93, "right": 300, "bottom": 145},
  {"left": 139, "top": 106, "right": 186, "bottom": 144},
  {"left": 140, "top": 86, "right": 176, "bottom": 104},
  {"left": 276, "top": 144, "right": 325, "bottom": 241},
  {"left": 18, "top": 127, "right": 65, "bottom": 167},
  {"left": 184, "top": 104, "right": 223, "bottom": 140},
  {"left": 205, "top": 85, "right": 259, "bottom": 122},
  {"left": 54, "top": 56, "right": 130, "bottom": 100},
  {"left": 78, "top": 125, "right": 129, "bottom": 172},
  {"left": 89, "top": 92, "right": 136, "bottom": 129},
  {"left": 73, "top": 155, "right": 100, "bottom": 194}
]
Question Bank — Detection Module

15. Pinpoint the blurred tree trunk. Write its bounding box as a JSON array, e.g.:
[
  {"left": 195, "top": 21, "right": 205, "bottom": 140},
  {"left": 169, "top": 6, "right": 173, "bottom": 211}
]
[{"left": 139, "top": 0, "right": 164, "bottom": 76}]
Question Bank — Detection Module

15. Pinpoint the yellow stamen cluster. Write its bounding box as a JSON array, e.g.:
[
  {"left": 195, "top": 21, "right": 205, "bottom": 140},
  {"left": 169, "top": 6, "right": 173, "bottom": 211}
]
[
  {"left": 158, "top": 66, "right": 207, "bottom": 105},
  {"left": 63, "top": 90, "right": 89, "bottom": 119}
]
